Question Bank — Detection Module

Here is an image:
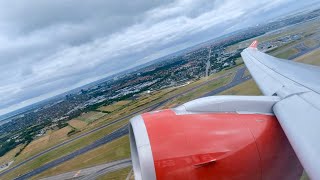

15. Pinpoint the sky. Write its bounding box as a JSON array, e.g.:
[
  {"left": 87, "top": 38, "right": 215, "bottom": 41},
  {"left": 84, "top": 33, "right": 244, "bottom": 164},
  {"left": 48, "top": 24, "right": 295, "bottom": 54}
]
[{"left": 0, "top": 0, "right": 319, "bottom": 116}]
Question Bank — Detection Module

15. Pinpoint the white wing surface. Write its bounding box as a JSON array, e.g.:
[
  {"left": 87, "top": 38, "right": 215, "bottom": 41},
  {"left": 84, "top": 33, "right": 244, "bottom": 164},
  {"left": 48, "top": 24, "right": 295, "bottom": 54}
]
[{"left": 241, "top": 41, "right": 320, "bottom": 180}]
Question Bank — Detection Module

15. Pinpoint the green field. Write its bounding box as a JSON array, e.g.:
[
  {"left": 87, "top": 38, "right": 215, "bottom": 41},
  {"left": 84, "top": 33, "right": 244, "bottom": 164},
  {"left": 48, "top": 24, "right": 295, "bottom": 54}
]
[
  {"left": 275, "top": 48, "right": 299, "bottom": 59},
  {"left": 32, "top": 135, "right": 131, "bottom": 179},
  {"left": 13, "top": 126, "right": 72, "bottom": 165},
  {"left": 98, "top": 100, "right": 131, "bottom": 112},
  {"left": 77, "top": 111, "right": 107, "bottom": 123},
  {"left": 0, "top": 144, "right": 24, "bottom": 165},
  {"left": 304, "top": 39, "right": 319, "bottom": 48},
  {"left": 160, "top": 74, "right": 233, "bottom": 108},
  {"left": 296, "top": 48, "right": 320, "bottom": 66},
  {"left": 1, "top": 120, "right": 128, "bottom": 180},
  {"left": 219, "top": 79, "right": 261, "bottom": 96}
]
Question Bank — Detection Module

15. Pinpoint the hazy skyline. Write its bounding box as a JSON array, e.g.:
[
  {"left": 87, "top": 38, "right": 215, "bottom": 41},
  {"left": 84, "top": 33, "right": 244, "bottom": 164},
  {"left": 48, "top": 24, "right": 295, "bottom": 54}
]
[{"left": 0, "top": 0, "right": 319, "bottom": 116}]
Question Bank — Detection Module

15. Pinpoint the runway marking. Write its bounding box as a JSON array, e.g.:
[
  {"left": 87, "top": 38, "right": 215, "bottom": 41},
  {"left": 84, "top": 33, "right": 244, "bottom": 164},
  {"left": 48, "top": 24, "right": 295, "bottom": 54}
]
[{"left": 73, "top": 170, "right": 81, "bottom": 177}]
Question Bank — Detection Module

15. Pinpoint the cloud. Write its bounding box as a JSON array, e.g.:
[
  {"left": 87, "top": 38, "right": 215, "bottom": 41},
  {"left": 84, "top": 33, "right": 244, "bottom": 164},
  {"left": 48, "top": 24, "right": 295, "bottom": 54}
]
[{"left": 0, "top": 0, "right": 318, "bottom": 115}]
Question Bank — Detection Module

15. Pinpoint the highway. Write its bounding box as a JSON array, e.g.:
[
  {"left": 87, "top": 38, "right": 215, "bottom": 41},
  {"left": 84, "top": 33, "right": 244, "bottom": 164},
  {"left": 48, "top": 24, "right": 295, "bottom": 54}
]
[{"left": 9, "top": 66, "right": 249, "bottom": 179}]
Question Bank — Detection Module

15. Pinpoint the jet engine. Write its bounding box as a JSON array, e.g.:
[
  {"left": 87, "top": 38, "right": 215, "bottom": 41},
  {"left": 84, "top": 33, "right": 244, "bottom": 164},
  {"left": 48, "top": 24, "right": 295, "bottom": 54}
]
[{"left": 129, "top": 96, "right": 303, "bottom": 180}]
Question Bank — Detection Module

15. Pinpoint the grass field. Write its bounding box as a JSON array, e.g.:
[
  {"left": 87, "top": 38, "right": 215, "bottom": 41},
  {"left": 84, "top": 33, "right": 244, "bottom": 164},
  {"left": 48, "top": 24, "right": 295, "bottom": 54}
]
[
  {"left": 14, "top": 126, "right": 72, "bottom": 165},
  {"left": 235, "top": 57, "right": 244, "bottom": 65},
  {"left": 304, "top": 39, "right": 319, "bottom": 48},
  {"left": 275, "top": 48, "right": 299, "bottom": 59},
  {"left": 296, "top": 48, "right": 320, "bottom": 66},
  {"left": 2, "top": 120, "right": 128, "bottom": 180},
  {"left": 243, "top": 69, "right": 250, "bottom": 78},
  {"left": 77, "top": 111, "right": 106, "bottom": 123},
  {"left": 68, "top": 120, "right": 88, "bottom": 130},
  {"left": 219, "top": 79, "right": 261, "bottom": 96},
  {"left": 32, "top": 135, "right": 131, "bottom": 179},
  {"left": 0, "top": 144, "right": 24, "bottom": 166},
  {"left": 98, "top": 100, "right": 131, "bottom": 112},
  {"left": 97, "top": 167, "right": 132, "bottom": 180},
  {"left": 10, "top": 112, "right": 116, "bottom": 170},
  {"left": 160, "top": 74, "right": 233, "bottom": 108}
]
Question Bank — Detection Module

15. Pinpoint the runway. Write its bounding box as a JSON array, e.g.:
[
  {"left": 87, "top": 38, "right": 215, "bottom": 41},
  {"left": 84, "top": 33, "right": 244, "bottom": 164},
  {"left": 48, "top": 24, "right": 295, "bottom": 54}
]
[
  {"left": 15, "top": 126, "right": 130, "bottom": 180},
  {"left": 77, "top": 159, "right": 131, "bottom": 180},
  {"left": 39, "top": 159, "right": 132, "bottom": 180}
]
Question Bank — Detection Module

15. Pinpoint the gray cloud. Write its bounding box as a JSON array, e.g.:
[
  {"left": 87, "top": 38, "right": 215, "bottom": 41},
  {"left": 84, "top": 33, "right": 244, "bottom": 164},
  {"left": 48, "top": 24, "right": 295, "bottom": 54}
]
[{"left": 0, "top": 0, "right": 318, "bottom": 115}]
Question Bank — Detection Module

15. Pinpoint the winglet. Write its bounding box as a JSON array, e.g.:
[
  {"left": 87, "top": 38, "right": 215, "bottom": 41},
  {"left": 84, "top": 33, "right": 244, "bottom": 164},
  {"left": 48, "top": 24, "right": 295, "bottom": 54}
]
[{"left": 249, "top": 40, "right": 258, "bottom": 48}]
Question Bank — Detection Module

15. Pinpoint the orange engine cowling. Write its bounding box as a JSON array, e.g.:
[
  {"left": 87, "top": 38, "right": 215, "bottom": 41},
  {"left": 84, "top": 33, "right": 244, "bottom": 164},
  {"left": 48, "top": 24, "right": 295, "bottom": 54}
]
[{"left": 129, "top": 109, "right": 303, "bottom": 180}]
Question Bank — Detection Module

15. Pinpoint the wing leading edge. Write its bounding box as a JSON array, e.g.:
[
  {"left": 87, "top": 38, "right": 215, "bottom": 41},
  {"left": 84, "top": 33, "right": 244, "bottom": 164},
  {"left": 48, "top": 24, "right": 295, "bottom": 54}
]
[{"left": 241, "top": 42, "right": 320, "bottom": 180}]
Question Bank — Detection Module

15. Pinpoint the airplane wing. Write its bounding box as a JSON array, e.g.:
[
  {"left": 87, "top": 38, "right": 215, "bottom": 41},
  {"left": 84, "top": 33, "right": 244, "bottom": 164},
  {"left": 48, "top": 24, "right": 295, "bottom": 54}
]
[{"left": 241, "top": 41, "right": 320, "bottom": 180}]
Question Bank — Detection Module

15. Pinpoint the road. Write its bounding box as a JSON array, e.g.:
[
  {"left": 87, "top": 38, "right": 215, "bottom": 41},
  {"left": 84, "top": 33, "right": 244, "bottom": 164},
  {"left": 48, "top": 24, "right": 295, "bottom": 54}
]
[
  {"left": 39, "top": 159, "right": 132, "bottom": 180},
  {"left": 10, "top": 67, "right": 251, "bottom": 179}
]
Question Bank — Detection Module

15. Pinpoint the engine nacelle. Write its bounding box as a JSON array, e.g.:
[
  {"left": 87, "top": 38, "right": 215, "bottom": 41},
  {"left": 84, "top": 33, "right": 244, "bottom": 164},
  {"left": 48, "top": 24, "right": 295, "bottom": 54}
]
[{"left": 129, "top": 109, "right": 303, "bottom": 180}]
